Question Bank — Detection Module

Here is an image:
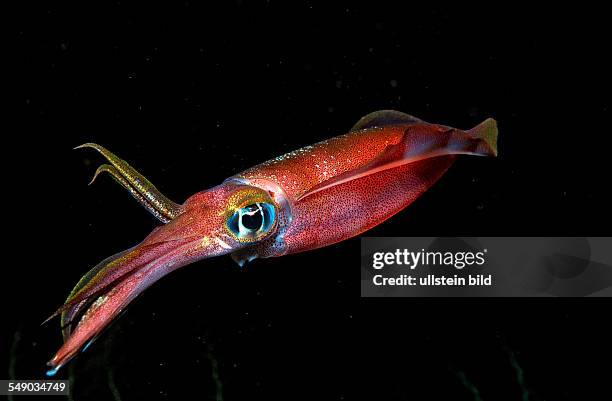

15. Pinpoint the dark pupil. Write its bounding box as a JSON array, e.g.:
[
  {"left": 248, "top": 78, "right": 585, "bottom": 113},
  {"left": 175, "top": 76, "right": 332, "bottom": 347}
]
[{"left": 241, "top": 204, "right": 263, "bottom": 231}]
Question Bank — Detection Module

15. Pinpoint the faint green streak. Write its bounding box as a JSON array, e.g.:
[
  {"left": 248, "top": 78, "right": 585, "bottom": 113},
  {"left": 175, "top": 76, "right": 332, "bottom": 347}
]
[
  {"left": 107, "top": 367, "right": 122, "bottom": 401},
  {"left": 506, "top": 348, "right": 530, "bottom": 401},
  {"left": 8, "top": 330, "right": 20, "bottom": 401},
  {"left": 206, "top": 346, "right": 223, "bottom": 401},
  {"left": 106, "top": 367, "right": 121, "bottom": 401},
  {"left": 105, "top": 331, "right": 122, "bottom": 401},
  {"left": 453, "top": 369, "right": 484, "bottom": 401}
]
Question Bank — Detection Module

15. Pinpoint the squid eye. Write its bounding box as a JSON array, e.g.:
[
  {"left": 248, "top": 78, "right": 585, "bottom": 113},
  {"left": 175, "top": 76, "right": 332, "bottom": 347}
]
[{"left": 227, "top": 202, "right": 276, "bottom": 241}]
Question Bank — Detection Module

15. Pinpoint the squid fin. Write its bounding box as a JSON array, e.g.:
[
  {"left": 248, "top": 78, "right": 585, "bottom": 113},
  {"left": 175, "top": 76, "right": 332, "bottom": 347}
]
[
  {"left": 298, "top": 118, "right": 498, "bottom": 201},
  {"left": 350, "top": 110, "right": 423, "bottom": 131},
  {"left": 468, "top": 117, "right": 498, "bottom": 156}
]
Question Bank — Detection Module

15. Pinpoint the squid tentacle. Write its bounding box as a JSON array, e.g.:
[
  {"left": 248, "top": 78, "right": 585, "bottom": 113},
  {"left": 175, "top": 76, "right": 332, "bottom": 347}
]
[
  {"left": 59, "top": 248, "right": 131, "bottom": 339},
  {"left": 43, "top": 241, "right": 168, "bottom": 326},
  {"left": 89, "top": 164, "right": 171, "bottom": 223},
  {"left": 75, "top": 143, "right": 181, "bottom": 222}
]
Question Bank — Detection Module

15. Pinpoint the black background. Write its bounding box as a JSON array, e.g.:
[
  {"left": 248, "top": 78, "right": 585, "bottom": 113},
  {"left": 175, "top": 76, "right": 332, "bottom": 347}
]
[{"left": 9, "top": 2, "right": 611, "bottom": 400}]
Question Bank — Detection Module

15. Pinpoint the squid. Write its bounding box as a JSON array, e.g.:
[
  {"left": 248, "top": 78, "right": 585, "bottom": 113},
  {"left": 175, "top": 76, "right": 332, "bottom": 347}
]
[{"left": 45, "top": 110, "right": 498, "bottom": 375}]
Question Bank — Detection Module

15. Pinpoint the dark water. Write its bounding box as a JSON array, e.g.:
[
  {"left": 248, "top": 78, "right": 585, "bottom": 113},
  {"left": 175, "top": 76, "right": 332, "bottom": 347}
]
[{"left": 9, "top": 2, "right": 611, "bottom": 400}]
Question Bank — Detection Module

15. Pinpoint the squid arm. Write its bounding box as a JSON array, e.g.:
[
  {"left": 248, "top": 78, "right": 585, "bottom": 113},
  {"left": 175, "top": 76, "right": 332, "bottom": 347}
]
[
  {"left": 43, "top": 144, "right": 184, "bottom": 327},
  {"left": 75, "top": 143, "right": 181, "bottom": 223}
]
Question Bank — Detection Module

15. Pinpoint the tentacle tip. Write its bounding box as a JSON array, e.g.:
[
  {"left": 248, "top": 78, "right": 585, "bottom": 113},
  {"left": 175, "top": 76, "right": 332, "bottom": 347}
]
[
  {"left": 87, "top": 173, "right": 99, "bottom": 186},
  {"left": 74, "top": 143, "right": 98, "bottom": 151},
  {"left": 45, "top": 363, "right": 61, "bottom": 377},
  {"left": 41, "top": 312, "right": 58, "bottom": 327},
  {"left": 87, "top": 164, "right": 112, "bottom": 186},
  {"left": 46, "top": 353, "right": 66, "bottom": 377}
]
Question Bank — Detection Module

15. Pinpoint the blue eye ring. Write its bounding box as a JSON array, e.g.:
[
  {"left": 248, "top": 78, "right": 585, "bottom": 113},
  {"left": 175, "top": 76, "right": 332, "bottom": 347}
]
[{"left": 226, "top": 202, "right": 276, "bottom": 242}]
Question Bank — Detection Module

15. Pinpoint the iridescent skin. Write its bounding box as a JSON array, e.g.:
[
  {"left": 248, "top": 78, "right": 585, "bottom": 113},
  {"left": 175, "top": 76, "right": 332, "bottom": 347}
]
[{"left": 45, "top": 110, "right": 498, "bottom": 375}]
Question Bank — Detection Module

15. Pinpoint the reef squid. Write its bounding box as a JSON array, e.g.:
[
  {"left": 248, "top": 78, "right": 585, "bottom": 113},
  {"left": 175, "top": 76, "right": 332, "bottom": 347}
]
[{"left": 45, "top": 110, "right": 498, "bottom": 375}]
